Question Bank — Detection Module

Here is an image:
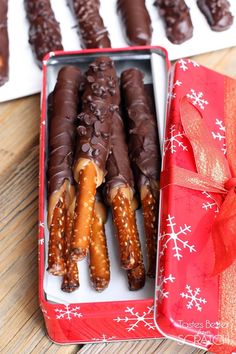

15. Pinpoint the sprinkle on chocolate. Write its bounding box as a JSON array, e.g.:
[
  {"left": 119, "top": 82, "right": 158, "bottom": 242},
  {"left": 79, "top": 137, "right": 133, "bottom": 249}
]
[
  {"left": 197, "top": 0, "right": 233, "bottom": 31},
  {"left": 154, "top": 0, "right": 193, "bottom": 44},
  {"left": 24, "top": 0, "right": 63, "bottom": 66},
  {"left": 68, "top": 0, "right": 111, "bottom": 48}
]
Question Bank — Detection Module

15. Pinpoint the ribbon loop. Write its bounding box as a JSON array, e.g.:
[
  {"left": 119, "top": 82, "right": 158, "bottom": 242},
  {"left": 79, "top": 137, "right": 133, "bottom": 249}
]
[{"left": 224, "top": 177, "right": 236, "bottom": 191}]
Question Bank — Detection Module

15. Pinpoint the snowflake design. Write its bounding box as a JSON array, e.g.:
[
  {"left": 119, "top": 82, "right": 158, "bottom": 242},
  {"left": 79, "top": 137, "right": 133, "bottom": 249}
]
[
  {"left": 178, "top": 59, "right": 200, "bottom": 71},
  {"left": 180, "top": 285, "right": 207, "bottom": 311},
  {"left": 212, "top": 118, "right": 226, "bottom": 154},
  {"left": 38, "top": 238, "right": 44, "bottom": 245},
  {"left": 92, "top": 334, "right": 117, "bottom": 342},
  {"left": 163, "top": 124, "right": 188, "bottom": 155},
  {"left": 114, "top": 306, "right": 155, "bottom": 332},
  {"left": 186, "top": 89, "right": 209, "bottom": 110},
  {"left": 55, "top": 305, "right": 83, "bottom": 320},
  {"left": 41, "top": 308, "right": 50, "bottom": 319},
  {"left": 157, "top": 267, "right": 175, "bottom": 302},
  {"left": 202, "top": 192, "right": 219, "bottom": 213},
  {"left": 160, "top": 214, "right": 195, "bottom": 260},
  {"left": 168, "top": 80, "right": 182, "bottom": 101}
]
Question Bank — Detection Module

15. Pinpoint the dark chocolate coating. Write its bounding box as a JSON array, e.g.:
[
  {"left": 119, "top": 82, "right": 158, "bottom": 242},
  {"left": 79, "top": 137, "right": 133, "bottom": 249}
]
[
  {"left": 154, "top": 0, "right": 193, "bottom": 44},
  {"left": 75, "top": 57, "right": 119, "bottom": 175},
  {"left": 68, "top": 0, "right": 111, "bottom": 49},
  {"left": 105, "top": 111, "right": 134, "bottom": 200},
  {"left": 24, "top": 0, "right": 63, "bottom": 66},
  {"left": 0, "top": 0, "right": 9, "bottom": 86},
  {"left": 117, "top": 0, "right": 152, "bottom": 46},
  {"left": 48, "top": 66, "right": 82, "bottom": 195},
  {"left": 197, "top": 0, "right": 233, "bottom": 31},
  {"left": 121, "top": 68, "right": 161, "bottom": 192}
]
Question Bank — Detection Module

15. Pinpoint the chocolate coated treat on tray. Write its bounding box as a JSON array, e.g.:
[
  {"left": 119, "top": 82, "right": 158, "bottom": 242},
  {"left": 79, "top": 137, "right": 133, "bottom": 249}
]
[
  {"left": 47, "top": 66, "right": 82, "bottom": 282},
  {"left": 154, "top": 0, "right": 193, "bottom": 44},
  {"left": 71, "top": 57, "right": 118, "bottom": 262},
  {"left": 0, "top": 0, "right": 9, "bottom": 86},
  {"left": 197, "top": 0, "right": 233, "bottom": 31},
  {"left": 68, "top": 0, "right": 111, "bottom": 48},
  {"left": 24, "top": 0, "right": 63, "bottom": 66},
  {"left": 121, "top": 68, "right": 161, "bottom": 278},
  {"left": 117, "top": 0, "right": 152, "bottom": 46}
]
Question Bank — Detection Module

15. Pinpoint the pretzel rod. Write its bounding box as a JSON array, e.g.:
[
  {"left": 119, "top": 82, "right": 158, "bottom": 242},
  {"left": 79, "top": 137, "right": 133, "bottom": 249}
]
[
  {"left": 47, "top": 66, "right": 82, "bottom": 275},
  {"left": 71, "top": 57, "right": 119, "bottom": 261},
  {"left": 89, "top": 200, "right": 110, "bottom": 292},
  {"left": 24, "top": 0, "right": 63, "bottom": 66},
  {"left": 68, "top": 0, "right": 111, "bottom": 48},
  {"left": 127, "top": 262, "right": 146, "bottom": 291},
  {"left": 197, "top": 0, "right": 233, "bottom": 31},
  {"left": 47, "top": 189, "right": 66, "bottom": 275},
  {"left": 117, "top": 0, "right": 152, "bottom": 46},
  {"left": 121, "top": 69, "right": 161, "bottom": 277},
  {"left": 62, "top": 206, "right": 80, "bottom": 293},
  {"left": 154, "top": 0, "right": 193, "bottom": 44},
  {"left": 0, "top": 0, "right": 9, "bottom": 86}
]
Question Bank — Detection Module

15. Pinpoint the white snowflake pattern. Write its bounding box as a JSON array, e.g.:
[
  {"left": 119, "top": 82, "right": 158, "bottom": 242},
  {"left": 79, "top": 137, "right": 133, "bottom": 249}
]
[
  {"left": 180, "top": 285, "right": 207, "bottom": 311},
  {"left": 157, "top": 267, "right": 175, "bottom": 302},
  {"left": 114, "top": 306, "right": 155, "bottom": 332},
  {"left": 160, "top": 214, "right": 195, "bottom": 260},
  {"left": 55, "top": 304, "right": 83, "bottom": 320},
  {"left": 178, "top": 59, "right": 200, "bottom": 71},
  {"left": 92, "top": 334, "right": 117, "bottom": 342},
  {"left": 212, "top": 119, "right": 226, "bottom": 154},
  {"left": 163, "top": 124, "right": 188, "bottom": 155},
  {"left": 38, "top": 238, "right": 44, "bottom": 245},
  {"left": 186, "top": 89, "right": 209, "bottom": 110},
  {"left": 201, "top": 192, "right": 219, "bottom": 213},
  {"left": 168, "top": 80, "right": 182, "bottom": 101},
  {"left": 41, "top": 308, "right": 50, "bottom": 319}
]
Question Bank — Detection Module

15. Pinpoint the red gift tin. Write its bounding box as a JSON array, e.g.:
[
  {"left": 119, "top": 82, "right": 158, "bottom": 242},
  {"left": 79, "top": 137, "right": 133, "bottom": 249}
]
[{"left": 39, "top": 46, "right": 169, "bottom": 344}]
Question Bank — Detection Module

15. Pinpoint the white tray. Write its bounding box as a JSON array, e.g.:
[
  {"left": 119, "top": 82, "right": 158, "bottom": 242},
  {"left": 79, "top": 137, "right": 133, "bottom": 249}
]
[{"left": 1, "top": 0, "right": 236, "bottom": 102}]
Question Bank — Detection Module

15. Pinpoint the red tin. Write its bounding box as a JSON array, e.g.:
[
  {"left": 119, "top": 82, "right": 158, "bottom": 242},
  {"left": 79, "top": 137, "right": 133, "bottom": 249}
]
[{"left": 39, "top": 46, "right": 169, "bottom": 344}]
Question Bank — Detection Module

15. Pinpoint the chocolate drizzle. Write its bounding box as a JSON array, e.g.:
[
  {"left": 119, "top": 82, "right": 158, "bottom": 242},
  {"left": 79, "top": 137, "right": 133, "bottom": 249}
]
[
  {"left": 117, "top": 0, "right": 152, "bottom": 46},
  {"left": 0, "top": 0, "right": 9, "bottom": 86},
  {"left": 75, "top": 56, "right": 119, "bottom": 175},
  {"left": 24, "top": 0, "right": 63, "bottom": 66},
  {"left": 121, "top": 68, "right": 161, "bottom": 192},
  {"left": 105, "top": 111, "right": 135, "bottom": 201},
  {"left": 68, "top": 0, "right": 111, "bottom": 48},
  {"left": 48, "top": 66, "right": 82, "bottom": 195},
  {"left": 197, "top": 0, "right": 233, "bottom": 31},
  {"left": 154, "top": 0, "right": 193, "bottom": 44}
]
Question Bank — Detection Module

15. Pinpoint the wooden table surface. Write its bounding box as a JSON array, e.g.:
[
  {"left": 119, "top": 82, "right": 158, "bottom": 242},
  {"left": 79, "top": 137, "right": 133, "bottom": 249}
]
[{"left": 1, "top": 46, "right": 236, "bottom": 354}]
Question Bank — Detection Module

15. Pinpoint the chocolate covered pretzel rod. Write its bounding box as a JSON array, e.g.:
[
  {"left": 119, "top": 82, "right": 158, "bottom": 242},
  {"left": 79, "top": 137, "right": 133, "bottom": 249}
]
[
  {"left": 89, "top": 195, "right": 110, "bottom": 292},
  {"left": 24, "top": 0, "right": 63, "bottom": 66},
  {"left": 121, "top": 68, "right": 161, "bottom": 278},
  {"left": 47, "top": 66, "right": 82, "bottom": 276},
  {"left": 197, "top": 0, "right": 233, "bottom": 31},
  {"left": 71, "top": 56, "right": 119, "bottom": 261},
  {"left": 117, "top": 0, "right": 152, "bottom": 46},
  {"left": 105, "top": 110, "right": 144, "bottom": 273},
  {"left": 68, "top": 0, "right": 111, "bottom": 48},
  {"left": 0, "top": 0, "right": 9, "bottom": 86},
  {"left": 154, "top": 0, "right": 193, "bottom": 44}
]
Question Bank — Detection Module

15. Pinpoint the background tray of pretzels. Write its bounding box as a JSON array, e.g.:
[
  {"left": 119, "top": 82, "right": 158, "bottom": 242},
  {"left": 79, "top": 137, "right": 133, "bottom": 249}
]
[
  {"left": 1, "top": 0, "right": 236, "bottom": 102},
  {"left": 40, "top": 47, "right": 168, "bottom": 308}
]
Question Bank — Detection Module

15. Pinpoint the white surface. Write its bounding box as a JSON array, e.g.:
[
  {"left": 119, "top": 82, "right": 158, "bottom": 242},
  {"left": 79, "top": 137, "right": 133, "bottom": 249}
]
[
  {"left": 1, "top": 0, "right": 236, "bottom": 102},
  {"left": 44, "top": 51, "right": 168, "bottom": 305}
]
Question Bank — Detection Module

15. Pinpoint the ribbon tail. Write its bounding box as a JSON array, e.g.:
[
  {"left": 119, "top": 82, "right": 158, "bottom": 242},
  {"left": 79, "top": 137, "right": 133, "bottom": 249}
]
[{"left": 212, "top": 188, "right": 236, "bottom": 275}]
